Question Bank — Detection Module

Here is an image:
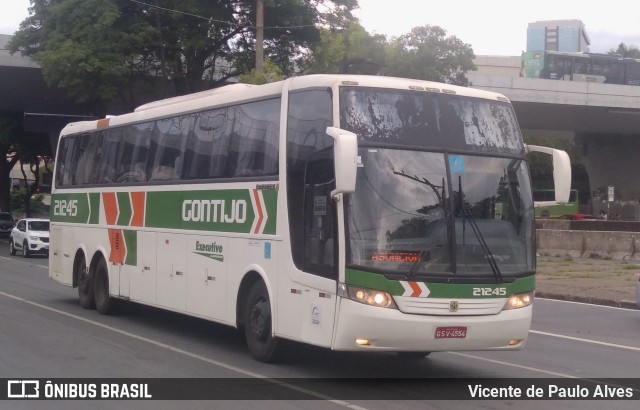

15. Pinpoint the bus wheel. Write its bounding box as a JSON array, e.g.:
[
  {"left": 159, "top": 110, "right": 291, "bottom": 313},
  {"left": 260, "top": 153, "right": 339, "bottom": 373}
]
[
  {"left": 94, "top": 258, "right": 115, "bottom": 315},
  {"left": 243, "top": 281, "right": 280, "bottom": 362},
  {"left": 77, "top": 256, "right": 95, "bottom": 309}
]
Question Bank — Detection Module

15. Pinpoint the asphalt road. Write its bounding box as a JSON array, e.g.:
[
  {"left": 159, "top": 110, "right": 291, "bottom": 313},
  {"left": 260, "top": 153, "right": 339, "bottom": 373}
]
[{"left": 0, "top": 240, "right": 638, "bottom": 410}]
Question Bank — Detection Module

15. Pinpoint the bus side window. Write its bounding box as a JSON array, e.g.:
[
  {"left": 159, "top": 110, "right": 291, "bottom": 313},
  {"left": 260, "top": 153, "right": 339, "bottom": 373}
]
[
  {"left": 96, "top": 129, "right": 121, "bottom": 183},
  {"left": 148, "top": 115, "right": 191, "bottom": 181},
  {"left": 75, "top": 133, "right": 102, "bottom": 185},
  {"left": 227, "top": 99, "right": 280, "bottom": 178},
  {"left": 116, "top": 122, "right": 151, "bottom": 183}
]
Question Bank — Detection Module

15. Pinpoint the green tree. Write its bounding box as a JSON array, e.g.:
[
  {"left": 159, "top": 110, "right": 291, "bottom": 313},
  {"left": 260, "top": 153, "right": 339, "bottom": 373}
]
[
  {"left": 9, "top": 0, "right": 157, "bottom": 112},
  {"left": 305, "top": 23, "right": 476, "bottom": 85},
  {"left": 608, "top": 43, "right": 640, "bottom": 59},
  {"left": 383, "top": 25, "right": 476, "bottom": 85},
  {"left": 0, "top": 116, "right": 22, "bottom": 212},
  {"left": 0, "top": 114, "right": 52, "bottom": 214},
  {"left": 305, "top": 22, "right": 387, "bottom": 74},
  {"left": 239, "top": 58, "right": 285, "bottom": 84},
  {"left": 10, "top": 0, "right": 358, "bottom": 112},
  {"left": 10, "top": 188, "right": 49, "bottom": 217}
]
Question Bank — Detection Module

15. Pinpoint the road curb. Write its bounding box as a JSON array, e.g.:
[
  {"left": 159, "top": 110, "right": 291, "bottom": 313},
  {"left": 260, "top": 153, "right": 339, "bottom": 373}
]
[{"left": 536, "top": 291, "right": 638, "bottom": 310}]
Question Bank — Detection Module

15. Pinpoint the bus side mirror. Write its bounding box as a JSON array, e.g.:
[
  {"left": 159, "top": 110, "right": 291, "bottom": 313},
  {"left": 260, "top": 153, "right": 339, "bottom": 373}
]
[
  {"left": 325, "top": 127, "right": 358, "bottom": 198},
  {"left": 525, "top": 144, "right": 572, "bottom": 204}
]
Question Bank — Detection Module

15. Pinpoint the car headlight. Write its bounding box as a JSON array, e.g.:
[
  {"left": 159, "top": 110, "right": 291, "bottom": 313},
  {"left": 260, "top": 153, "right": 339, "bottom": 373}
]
[
  {"left": 29, "top": 235, "right": 39, "bottom": 241},
  {"left": 503, "top": 291, "right": 534, "bottom": 310},
  {"left": 340, "top": 284, "right": 397, "bottom": 309}
]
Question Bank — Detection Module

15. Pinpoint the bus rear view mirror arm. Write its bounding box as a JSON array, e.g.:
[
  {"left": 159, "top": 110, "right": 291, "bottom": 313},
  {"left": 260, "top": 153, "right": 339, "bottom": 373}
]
[
  {"left": 326, "top": 127, "right": 358, "bottom": 198},
  {"left": 525, "top": 144, "right": 572, "bottom": 204}
]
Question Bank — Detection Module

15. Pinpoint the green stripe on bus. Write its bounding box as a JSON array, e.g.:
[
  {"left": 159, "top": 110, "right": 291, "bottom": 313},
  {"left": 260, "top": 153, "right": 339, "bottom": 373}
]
[
  {"left": 262, "top": 189, "right": 278, "bottom": 235},
  {"left": 52, "top": 188, "right": 277, "bottom": 235},
  {"left": 145, "top": 189, "right": 277, "bottom": 235},
  {"left": 345, "top": 269, "right": 405, "bottom": 295},
  {"left": 89, "top": 193, "right": 100, "bottom": 224},
  {"left": 345, "top": 268, "right": 535, "bottom": 298},
  {"left": 116, "top": 192, "right": 132, "bottom": 226},
  {"left": 50, "top": 193, "right": 92, "bottom": 223},
  {"left": 123, "top": 230, "right": 137, "bottom": 266}
]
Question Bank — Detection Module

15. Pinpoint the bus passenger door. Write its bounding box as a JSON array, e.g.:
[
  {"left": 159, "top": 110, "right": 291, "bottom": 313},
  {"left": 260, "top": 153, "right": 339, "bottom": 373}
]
[
  {"left": 299, "top": 150, "right": 338, "bottom": 346},
  {"left": 157, "top": 233, "right": 187, "bottom": 312}
]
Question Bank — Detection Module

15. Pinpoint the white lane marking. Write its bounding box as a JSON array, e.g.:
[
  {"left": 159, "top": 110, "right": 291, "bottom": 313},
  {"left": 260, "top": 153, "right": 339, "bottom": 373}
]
[
  {"left": 0, "top": 290, "right": 366, "bottom": 410},
  {"left": 530, "top": 330, "right": 640, "bottom": 352},
  {"left": 537, "top": 297, "right": 637, "bottom": 311},
  {"left": 1, "top": 255, "right": 49, "bottom": 270},
  {"left": 447, "top": 352, "right": 578, "bottom": 378}
]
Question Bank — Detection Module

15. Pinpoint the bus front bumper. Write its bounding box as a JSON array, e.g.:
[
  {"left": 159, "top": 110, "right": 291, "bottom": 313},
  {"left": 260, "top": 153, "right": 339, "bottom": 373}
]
[{"left": 332, "top": 298, "right": 532, "bottom": 352}]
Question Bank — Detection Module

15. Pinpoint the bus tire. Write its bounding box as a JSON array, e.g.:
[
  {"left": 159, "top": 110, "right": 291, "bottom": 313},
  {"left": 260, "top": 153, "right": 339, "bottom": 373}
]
[
  {"left": 22, "top": 240, "right": 30, "bottom": 258},
  {"left": 94, "top": 258, "right": 115, "bottom": 315},
  {"left": 77, "top": 255, "right": 95, "bottom": 309},
  {"left": 243, "top": 280, "right": 280, "bottom": 363},
  {"left": 9, "top": 239, "right": 16, "bottom": 255}
]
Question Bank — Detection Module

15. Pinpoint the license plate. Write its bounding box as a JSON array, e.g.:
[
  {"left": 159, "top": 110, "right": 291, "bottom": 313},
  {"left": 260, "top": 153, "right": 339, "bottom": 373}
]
[{"left": 435, "top": 326, "right": 467, "bottom": 339}]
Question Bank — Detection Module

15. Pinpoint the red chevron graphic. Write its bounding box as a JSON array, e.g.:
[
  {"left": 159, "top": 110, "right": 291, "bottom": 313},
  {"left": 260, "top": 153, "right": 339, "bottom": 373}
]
[
  {"left": 408, "top": 281, "right": 422, "bottom": 297},
  {"left": 102, "top": 192, "right": 118, "bottom": 225},
  {"left": 252, "top": 189, "right": 264, "bottom": 234}
]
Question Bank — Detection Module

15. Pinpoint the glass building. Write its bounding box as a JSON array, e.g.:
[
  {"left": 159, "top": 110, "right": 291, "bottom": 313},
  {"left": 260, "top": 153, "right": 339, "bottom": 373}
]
[{"left": 527, "top": 20, "right": 590, "bottom": 52}]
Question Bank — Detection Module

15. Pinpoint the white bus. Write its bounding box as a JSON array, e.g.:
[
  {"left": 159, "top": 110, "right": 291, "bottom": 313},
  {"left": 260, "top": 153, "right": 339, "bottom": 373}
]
[{"left": 49, "top": 75, "right": 570, "bottom": 362}]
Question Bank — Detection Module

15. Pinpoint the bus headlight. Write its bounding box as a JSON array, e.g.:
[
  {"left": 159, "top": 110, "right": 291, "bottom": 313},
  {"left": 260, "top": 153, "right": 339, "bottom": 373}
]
[
  {"left": 344, "top": 285, "right": 397, "bottom": 309},
  {"left": 503, "top": 291, "right": 534, "bottom": 310}
]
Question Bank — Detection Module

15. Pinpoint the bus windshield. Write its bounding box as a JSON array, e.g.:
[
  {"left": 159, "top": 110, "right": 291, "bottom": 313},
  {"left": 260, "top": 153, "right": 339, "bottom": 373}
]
[{"left": 341, "top": 88, "right": 534, "bottom": 280}]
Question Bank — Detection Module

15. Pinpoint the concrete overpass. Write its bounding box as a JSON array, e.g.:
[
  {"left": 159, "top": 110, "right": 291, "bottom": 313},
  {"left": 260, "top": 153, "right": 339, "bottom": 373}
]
[
  {"left": 0, "top": 34, "right": 93, "bottom": 149},
  {"left": 470, "top": 56, "right": 640, "bottom": 219}
]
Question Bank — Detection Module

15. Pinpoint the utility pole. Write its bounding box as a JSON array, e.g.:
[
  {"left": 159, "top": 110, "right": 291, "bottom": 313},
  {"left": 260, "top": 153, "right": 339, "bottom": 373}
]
[{"left": 255, "top": 0, "right": 264, "bottom": 73}]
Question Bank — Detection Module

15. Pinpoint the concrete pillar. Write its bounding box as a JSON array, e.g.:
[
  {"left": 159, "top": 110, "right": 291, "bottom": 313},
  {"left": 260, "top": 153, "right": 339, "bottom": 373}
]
[{"left": 579, "top": 133, "right": 640, "bottom": 220}]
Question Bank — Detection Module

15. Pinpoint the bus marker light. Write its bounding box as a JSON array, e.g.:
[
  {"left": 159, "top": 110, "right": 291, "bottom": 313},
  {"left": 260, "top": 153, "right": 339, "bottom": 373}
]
[
  {"left": 508, "top": 339, "right": 522, "bottom": 346},
  {"left": 355, "top": 339, "right": 370, "bottom": 346}
]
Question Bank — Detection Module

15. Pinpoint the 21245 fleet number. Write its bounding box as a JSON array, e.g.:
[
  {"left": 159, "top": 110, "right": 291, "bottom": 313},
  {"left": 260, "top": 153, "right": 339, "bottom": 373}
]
[{"left": 472, "top": 287, "right": 507, "bottom": 296}]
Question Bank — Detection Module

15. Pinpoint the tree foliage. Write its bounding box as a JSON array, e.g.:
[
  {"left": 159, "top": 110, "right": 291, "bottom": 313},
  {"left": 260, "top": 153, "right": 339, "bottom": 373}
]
[
  {"left": 9, "top": 0, "right": 358, "bottom": 111},
  {"left": 383, "top": 25, "right": 476, "bottom": 86},
  {"left": 0, "top": 116, "right": 22, "bottom": 212},
  {"left": 239, "top": 58, "right": 285, "bottom": 84},
  {"left": 306, "top": 23, "right": 476, "bottom": 85},
  {"left": 0, "top": 114, "right": 52, "bottom": 213},
  {"left": 10, "top": 0, "right": 156, "bottom": 108},
  {"left": 306, "top": 22, "right": 386, "bottom": 74},
  {"left": 608, "top": 43, "right": 640, "bottom": 59}
]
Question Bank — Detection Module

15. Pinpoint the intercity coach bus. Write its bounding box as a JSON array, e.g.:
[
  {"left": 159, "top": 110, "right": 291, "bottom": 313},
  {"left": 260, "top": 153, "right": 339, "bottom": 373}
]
[{"left": 49, "top": 75, "right": 571, "bottom": 362}]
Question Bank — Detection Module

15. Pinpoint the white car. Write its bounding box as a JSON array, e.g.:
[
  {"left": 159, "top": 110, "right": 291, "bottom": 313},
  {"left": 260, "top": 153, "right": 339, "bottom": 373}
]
[{"left": 9, "top": 218, "right": 50, "bottom": 257}]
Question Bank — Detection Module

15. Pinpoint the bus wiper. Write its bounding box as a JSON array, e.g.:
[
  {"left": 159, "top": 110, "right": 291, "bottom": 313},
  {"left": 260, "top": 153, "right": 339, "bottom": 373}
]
[
  {"left": 405, "top": 249, "right": 429, "bottom": 280},
  {"left": 391, "top": 166, "right": 447, "bottom": 280},
  {"left": 458, "top": 176, "right": 504, "bottom": 283}
]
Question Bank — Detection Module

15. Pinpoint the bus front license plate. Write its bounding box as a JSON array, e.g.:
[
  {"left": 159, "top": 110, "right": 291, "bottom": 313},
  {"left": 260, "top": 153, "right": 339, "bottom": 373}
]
[{"left": 435, "top": 326, "right": 467, "bottom": 339}]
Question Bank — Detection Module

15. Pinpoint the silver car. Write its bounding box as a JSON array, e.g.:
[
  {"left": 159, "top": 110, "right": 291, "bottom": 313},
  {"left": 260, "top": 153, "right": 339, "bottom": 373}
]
[{"left": 9, "top": 218, "right": 50, "bottom": 257}]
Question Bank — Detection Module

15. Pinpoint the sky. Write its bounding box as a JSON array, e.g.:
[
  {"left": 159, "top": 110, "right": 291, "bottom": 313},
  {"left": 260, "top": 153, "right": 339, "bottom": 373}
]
[{"left": 1, "top": 0, "right": 639, "bottom": 56}]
